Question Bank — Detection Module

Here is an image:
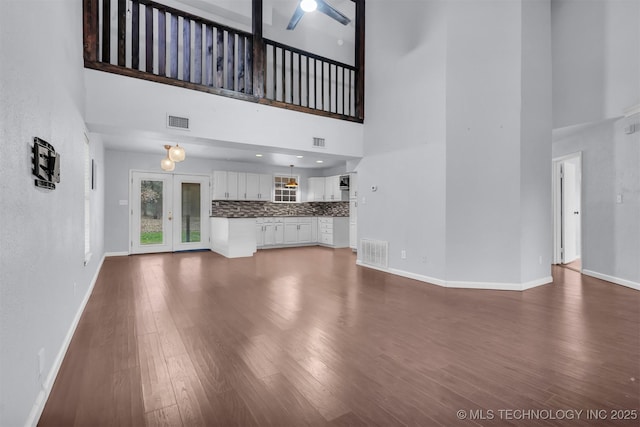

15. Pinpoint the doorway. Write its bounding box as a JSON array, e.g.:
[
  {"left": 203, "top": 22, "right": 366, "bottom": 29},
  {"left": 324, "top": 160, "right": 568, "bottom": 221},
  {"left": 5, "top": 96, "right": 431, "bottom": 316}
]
[
  {"left": 130, "top": 172, "right": 210, "bottom": 254},
  {"left": 552, "top": 153, "right": 582, "bottom": 270}
]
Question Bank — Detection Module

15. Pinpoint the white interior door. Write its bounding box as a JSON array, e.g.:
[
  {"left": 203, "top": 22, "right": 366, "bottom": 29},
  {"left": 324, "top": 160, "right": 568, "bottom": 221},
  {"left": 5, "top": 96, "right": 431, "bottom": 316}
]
[
  {"left": 562, "top": 162, "right": 578, "bottom": 263},
  {"left": 131, "top": 172, "right": 210, "bottom": 254}
]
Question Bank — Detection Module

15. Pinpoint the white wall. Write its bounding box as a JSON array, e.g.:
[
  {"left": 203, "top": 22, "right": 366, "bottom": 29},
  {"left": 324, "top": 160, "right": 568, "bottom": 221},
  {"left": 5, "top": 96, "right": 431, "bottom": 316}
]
[
  {"left": 552, "top": 118, "right": 640, "bottom": 286},
  {"left": 359, "top": 0, "right": 552, "bottom": 289},
  {"left": 552, "top": 0, "right": 640, "bottom": 128},
  {"left": 0, "top": 1, "right": 105, "bottom": 425},
  {"left": 104, "top": 149, "right": 331, "bottom": 253},
  {"left": 358, "top": 0, "right": 448, "bottom": 280},
  {"left": 85, "top": 69, "right": 364, "bottom": 159},
  {"left": 444, "top": 0, "right": 524, "bottom": 283}
]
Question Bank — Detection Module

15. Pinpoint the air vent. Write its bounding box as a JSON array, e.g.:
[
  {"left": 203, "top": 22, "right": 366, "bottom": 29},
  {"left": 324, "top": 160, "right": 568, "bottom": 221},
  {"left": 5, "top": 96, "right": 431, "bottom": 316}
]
[
  {"left": 167, "top": 115, "right": 190, "bottom": 130},
  {"left": 312, "top": 137, "right": 326, "bottom": 148},
  {"left": 360, "top": 239, "right": 389, "bottom": 269}
]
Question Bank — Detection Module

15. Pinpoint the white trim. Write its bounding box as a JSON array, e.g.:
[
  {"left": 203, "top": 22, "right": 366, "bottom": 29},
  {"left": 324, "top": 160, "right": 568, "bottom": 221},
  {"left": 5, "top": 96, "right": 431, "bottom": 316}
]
[
  {"left": 356, "top": 261, "right": 552, "bottom": 291},
  {"left": 105, "top": 251, "right": 129, "bottom": 257},
  {"left": 582, "top": 270, "right": 640, "bottom": 291},
  {"left": 623, "top": 104, "right": 640, "bottom": 118},
  {"left": 26, "top": 254, "right": 106, "bottom": 427}
]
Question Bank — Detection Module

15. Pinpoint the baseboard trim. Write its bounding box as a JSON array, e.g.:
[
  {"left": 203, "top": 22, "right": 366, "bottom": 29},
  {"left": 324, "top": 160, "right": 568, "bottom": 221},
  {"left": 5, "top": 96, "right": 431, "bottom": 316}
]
[
  {"left": 582, "top": 270, "right": 640, "bottom": 291},
  {"left": 356, "top": 261, "right": 552, "bottom": 291},
  {"left": 25, "top": 253, "right": 106, "bottom": 427},
  {"left": 105, "top": 251, "right": 129, "bottom": 257}
]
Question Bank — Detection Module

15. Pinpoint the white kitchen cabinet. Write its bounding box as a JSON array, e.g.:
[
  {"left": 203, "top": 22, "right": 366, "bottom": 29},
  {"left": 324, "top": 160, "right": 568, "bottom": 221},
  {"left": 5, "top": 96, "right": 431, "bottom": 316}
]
[
  {"left": 210, "top": 218, "right": 256, "bottom": 258},
  {"left": 274, "top": 219, "right": 284, "bottom": 244},
  {"left": 318, "top": 217, "right": 349, "bottom": 248},
  {"left": 324, "top": 175, "right": 341, "bottom": 201},
  {"left": 307, "top": 177, "right": 326, "bottom": 201},
  {"left": 212, "top": 171, "right": 239, "bottom": 200},
  {"left": 284, "top": 217, "right": 313, "bottom": 244},
  {"left": 245, "top": 173, "right": 272, "bottom": 201},
  {"left": 349, "top": 199, "right": 358, "bottom": 250},
  {"left": 349, "top": 173, "right": 358, "bottom": 200}
]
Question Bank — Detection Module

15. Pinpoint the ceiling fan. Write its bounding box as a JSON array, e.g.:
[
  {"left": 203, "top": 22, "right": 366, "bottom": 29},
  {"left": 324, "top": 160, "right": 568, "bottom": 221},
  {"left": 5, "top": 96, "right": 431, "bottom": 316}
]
[{"left": 287, "top": 0, "right": 351, "bottom": 30}]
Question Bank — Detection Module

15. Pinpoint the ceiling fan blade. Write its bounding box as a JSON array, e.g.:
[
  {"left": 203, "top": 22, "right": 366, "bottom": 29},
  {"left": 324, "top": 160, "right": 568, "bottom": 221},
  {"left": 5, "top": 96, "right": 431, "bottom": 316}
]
[
  {"left": 286, "top": 4, "right": 305, "bottom": 30},
  {"left": 316, "top": 0, "right": 351, "bottom": 26}
]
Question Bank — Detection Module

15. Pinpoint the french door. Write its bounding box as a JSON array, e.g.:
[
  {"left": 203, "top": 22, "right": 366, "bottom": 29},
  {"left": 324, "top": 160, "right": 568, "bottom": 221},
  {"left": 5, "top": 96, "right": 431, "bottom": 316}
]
[{"left": 131, "top": 172, "right": 210, "bottom": 254}]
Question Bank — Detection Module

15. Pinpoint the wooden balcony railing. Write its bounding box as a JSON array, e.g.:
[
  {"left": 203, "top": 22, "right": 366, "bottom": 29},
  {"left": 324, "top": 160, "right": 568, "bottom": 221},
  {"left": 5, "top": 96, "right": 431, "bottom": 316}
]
[{"left": 83, "top": 0, "right": 364, "bottom": 122}]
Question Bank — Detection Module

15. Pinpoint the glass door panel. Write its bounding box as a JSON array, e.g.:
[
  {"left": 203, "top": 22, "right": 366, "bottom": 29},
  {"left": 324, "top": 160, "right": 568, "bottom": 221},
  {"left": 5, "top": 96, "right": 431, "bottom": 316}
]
[
  {"left": 181, "top": 182, "right": 201, "bottom": 243},
  {"left": 172, "top": 174, "right": 210, "bottom": 252},
  {"left": 140, "top": 180, "right": 165, "bottom": 245}
]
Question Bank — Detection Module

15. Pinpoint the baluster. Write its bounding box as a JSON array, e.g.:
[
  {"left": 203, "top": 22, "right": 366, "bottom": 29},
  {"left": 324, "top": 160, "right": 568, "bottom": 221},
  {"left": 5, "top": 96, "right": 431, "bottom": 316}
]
[
  {"left": 205, "top": 25, "right": 213, "bottom": 86},
  {"left": 145, "top": 4, "right": 153, "bottom": 72},
  {"left": 348, "top": 69, "right": 352, "bottom": 116},
  {"left": 170, "top": 14, "right": 178, "bottom": 78},
  {"left": 328, "top": 63, "right": 332, "bottom": 112},
  {"left": 183, "top": 18, "right": 191, "bottom": 82},
  {"left": 102, "top": 0, "right": 111, "bottom": 63},
  {"left": 226, "top": 32, "right": 235, "bottom": 90},
  {"left": 194, "top": 22, "right": 202, "bottom": 84},
  {"left": 289, "top": 50, "right": 293, "bottom": 104},
  {"left": 321, "top": 60, "right": 325, "bottom": 111},
  {"left": 117, "top": 0, "right": 126, "bottom": 66},
  {"left": 216, "top": 29, "right": 223, "bottom": 88},
  {"left": 342, "top": 67, "right": 345, "bottom": 115},
  {"left": 298, "top": 53, "right": 302, "bottom": 106},
  {"left": 273, "top": 45, "right": 277, "bottom": 100},
  {"left": 281, "top": 47, "right": 285, "bottom": 102},
  {"left": 305, "top": 55, "right": 311, "bottom": 108},
  {"left": 246, "top": 37, "right": 253, "bottom": 94},
  {"left": 158, "top": 10, "right": 166, "bottom": 76},
  {"left": 238, "top": 36, "right": 245, "bottom": 93},
  {"left": 313, "top": 58, "right": 317, "bottom": 109},
  {"left": 131, "top": 1, "right": 140, "bottom": 70}
]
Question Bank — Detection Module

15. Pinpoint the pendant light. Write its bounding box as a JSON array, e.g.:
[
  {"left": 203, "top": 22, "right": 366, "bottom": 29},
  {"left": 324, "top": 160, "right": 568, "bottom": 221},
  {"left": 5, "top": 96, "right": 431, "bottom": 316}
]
[
  {"left": 169, "top": 144, "right": 185, "bottom": 162},
  {"left": 161, "top": 145, "right": 175, "bottom": 171},
  {"left": 284, "top": 164, "right": 299, "bottom": 188}
]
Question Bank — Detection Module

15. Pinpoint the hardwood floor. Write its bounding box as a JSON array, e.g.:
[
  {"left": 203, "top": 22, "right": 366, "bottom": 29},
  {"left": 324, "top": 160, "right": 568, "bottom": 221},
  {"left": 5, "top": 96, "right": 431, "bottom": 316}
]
[{"left": 39, "top": 248, "right": 640, "bottom": 426}]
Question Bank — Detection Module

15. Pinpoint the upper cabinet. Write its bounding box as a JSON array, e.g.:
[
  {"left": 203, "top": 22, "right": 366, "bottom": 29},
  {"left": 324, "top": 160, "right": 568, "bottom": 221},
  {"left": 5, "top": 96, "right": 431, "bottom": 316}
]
[
  {"left": 213, "top": 171, "right": 272, "bottom": 201},
  {"left": 213, "top": 171, "right": 238, "bottom": 200},
  {"left": 306, "top": 175, "right": 345, "bottom": 202},
  {"left": 349, "top": 173, "right": 358, "bottom": 200},
  {"left": 244, "top": 173, "right": 272, "bottom": 201},
  {"left": 307, "top": 177, "right": 326, "bottom": 202}
]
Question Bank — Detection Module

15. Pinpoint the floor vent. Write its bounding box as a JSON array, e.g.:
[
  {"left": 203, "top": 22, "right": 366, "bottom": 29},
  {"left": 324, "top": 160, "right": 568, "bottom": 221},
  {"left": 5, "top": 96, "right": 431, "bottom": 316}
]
[
  {"left": 167, "top": 115, "right": 190, "bottom": 130},
  {"left": 312, "top": 137, "right": 326, "bottom": 148},
  {"left": 360, "top": 239, "right": 389, "bottom": 269}
]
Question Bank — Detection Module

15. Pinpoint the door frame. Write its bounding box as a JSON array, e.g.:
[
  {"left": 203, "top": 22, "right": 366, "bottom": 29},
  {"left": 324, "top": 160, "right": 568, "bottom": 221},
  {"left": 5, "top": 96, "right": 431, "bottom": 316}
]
[
  {"left": 552, "top": 152, "right": 582, "bottom": 267},
  {"left": 129, "top": 170, "right": 211, "bottom": 254}
]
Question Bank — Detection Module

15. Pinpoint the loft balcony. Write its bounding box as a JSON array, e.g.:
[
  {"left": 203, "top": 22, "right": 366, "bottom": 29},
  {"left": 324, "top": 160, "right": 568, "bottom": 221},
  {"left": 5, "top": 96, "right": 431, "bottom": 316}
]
[{"left": 83, "top": 0, "right": 365, "bottom": 123}]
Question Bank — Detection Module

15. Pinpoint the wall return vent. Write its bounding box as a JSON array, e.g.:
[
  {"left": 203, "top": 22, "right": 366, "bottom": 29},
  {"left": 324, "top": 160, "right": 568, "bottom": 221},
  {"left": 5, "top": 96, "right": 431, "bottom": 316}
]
[
  {"left": 312, "top": 137, "right": 326, "bottom": 148},
  {"left": 360, "top": 239, "right": 389, "bottom": 269},
  {"left": 167, "top": 114, "right": 190, "bottom": 130}
]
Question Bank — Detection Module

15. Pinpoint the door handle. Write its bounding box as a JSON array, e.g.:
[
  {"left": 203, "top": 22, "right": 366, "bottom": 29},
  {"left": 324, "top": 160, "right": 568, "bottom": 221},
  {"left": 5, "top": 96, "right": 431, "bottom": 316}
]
[
  {"left": 168, "top": 211, "right": 173, "bottom": 221},
  {"left": 574, "top": 211, "right": 579, "bottom": 215}
]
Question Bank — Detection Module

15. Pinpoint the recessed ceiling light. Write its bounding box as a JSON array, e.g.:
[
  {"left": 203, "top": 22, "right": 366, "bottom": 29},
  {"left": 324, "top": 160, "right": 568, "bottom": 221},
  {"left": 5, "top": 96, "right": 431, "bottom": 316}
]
[
  {"left": 316, "top": 160, "right": 324, "bottom": 164},
  {"left": 255, "top": 154, "right": 263, "bottom": 157},
  {"left": 296, "top": 155, "right": 304, "bottom": 159}
]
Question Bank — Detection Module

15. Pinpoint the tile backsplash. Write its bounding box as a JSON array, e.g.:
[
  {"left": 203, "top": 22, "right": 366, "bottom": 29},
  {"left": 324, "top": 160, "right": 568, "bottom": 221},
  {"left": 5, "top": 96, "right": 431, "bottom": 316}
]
[{"left": 211, "top": 201, "right": 349, "bottom": 218}]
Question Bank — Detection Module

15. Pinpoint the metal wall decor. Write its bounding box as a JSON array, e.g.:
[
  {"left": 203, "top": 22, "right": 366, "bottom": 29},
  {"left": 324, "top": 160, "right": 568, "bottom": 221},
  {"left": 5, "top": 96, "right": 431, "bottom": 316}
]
[{"left": 32, "top": 137, "right": 60, "bottom": 189}]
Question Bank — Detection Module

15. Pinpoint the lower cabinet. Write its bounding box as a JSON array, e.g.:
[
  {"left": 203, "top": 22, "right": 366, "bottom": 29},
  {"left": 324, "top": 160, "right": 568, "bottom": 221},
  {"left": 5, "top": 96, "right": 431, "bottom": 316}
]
[
  {"left": 255, "top": 216, "right": 348, "bottom": 250},
  {"left": 318, "top": 217, "right": 349, "bottom": 248},
  {"left": 284, "top": 217, "right": 313, "bottom": 244}
]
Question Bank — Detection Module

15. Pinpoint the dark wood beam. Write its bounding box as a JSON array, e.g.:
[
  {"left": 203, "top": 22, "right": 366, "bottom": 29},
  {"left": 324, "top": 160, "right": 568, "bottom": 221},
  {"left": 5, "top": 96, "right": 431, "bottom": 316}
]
[{"left": 83, "top": 0, "right": 99, "bottom": 62}]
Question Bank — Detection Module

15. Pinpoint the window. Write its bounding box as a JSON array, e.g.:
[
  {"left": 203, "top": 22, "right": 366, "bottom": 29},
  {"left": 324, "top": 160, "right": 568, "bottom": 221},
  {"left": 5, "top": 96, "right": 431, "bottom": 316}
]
[{"left": 273, "top": 175, "right": 299, "bottom": 203}]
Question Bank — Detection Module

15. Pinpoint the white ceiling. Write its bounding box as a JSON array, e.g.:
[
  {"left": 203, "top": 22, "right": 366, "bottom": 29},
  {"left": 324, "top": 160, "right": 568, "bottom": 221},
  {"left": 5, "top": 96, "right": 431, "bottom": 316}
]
[{"left": 101, "top": 131, "right": 358, "bottom": 169}]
